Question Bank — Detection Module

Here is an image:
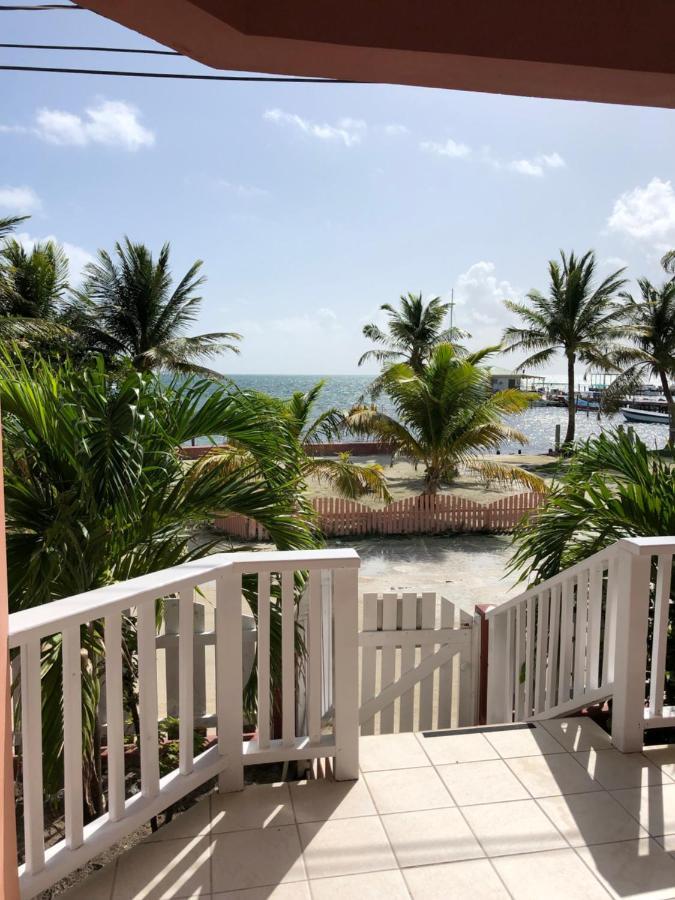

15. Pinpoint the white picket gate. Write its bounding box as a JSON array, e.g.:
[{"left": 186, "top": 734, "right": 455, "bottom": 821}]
[{"left": 359, "top": 592, "right": 477, "bottom": 734}]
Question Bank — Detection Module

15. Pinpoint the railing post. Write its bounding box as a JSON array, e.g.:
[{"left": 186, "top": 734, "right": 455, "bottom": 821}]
[
  {"left": 611, "top": 547, "right": 652, "bottom": 752},
  {"left": 332, "top": 566, "right": 359, "bottom": 780},
  {"left": 486, "top": 612, "right": 509, "bottom": 724},
  {"left": 216, "top": 569, "right": 244, "bottom": 792},
  {"left": 475, "top": 604, "right": 494, "bottom": 725}
]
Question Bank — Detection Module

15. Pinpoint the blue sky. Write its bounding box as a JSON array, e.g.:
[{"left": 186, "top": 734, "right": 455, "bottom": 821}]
[{"left": 2, "top": 6, "right": 675, "bottom": 376}]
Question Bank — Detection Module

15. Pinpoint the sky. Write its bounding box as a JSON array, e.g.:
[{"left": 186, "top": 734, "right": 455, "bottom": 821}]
[{"left": 2, "top": 6, "right": 675, "bottom": 377}]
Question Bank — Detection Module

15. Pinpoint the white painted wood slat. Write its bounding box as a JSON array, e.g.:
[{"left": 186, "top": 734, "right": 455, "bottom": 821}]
[
  {"left": 379, "top": 594, "right": 398, "bottom": 733},
  {"left": 137, "top": 602, "right": 160, "bottom": 799},
  {"left": 62, "top": 624, "right": 84, "bottom": 849},
  {"left": 307, "top": 570, "right": 322, "bottom": 744},
  {"left": 104, "top": 612, "right": 125, "bottom": 822},
  {"left": 257, "top": 572, "right": 271, "bottom": 749},
  {"left": 21, "top": 638, "right": 45, "bottom": 874},
  {"left": 418, "top": 593, "right": 436, "bottom": 731},
  {"left": 281, "top": 570, "right": 295, "bottom": 747},
  {"left": 398, "top": 593, "right": 418, "bottom": 731},
  {"left": 650, "top": 553, "right": 673, "bottom": 715},
  {"left": 359, "top": 593, "right": 378, "bottom": 735},
  {"left": 178, "top": 591, "right": 194, "bottom": 775}
]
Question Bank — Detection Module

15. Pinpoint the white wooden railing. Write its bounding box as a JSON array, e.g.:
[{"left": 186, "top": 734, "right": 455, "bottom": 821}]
[
  {"left": 486, "top": 537, "right": 675, "bottom": 753},
  {"left": 9, "top": 549, "right": 359, "bottom": 899}
]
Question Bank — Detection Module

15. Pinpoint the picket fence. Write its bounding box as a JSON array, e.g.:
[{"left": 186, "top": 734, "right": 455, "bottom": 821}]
[{"left": 214, "top": 491, "right": 545, "bottom": 540}]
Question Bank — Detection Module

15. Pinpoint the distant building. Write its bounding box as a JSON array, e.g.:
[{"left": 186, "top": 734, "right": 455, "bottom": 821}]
[{"left": 489, "top": 367, "right": 545, "bottom": 393}]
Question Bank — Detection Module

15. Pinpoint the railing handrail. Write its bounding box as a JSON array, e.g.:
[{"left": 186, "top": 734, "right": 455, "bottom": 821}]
[
  {"left": 8, "top": 548, "right": 359, "bottom": 648},
  {"left": 485, "top": 535, "right": 675, "bottom": 621}
]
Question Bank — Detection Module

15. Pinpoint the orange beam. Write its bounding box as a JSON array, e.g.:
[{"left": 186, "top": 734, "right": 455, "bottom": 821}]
[{"left": 78, "top": 0, "right": 675, "bottom": 107}]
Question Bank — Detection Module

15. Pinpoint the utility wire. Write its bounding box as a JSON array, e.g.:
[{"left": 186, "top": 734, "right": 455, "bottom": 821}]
[
  {"left": 0, "top": 64, "right": 357, "bottom": 82},
  {"left": 0, "top": 4, "right": 81, "bottom": 9},
  {"left": 0, "top": 42, "right": 181, "bottom": 54}
]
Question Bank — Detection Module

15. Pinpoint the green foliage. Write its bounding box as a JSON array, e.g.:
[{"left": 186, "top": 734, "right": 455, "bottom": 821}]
[
  {"left": 71, "top": 238, "right": 241, "bottom": 375},
  {"left": 276, "top": 380, "right": 391, "bottom": 502},
  {"left": 509, "top": 429, "right": 675, "bottom": 584},
  {"left": 502, "top": 250, "right": 627, "bottom": 444},
  {"left": 347, "top": 343, "right": 543, "bottom": 494},
  {"left": 1, "top": 352, "right": 318, "bottom": 806},
  {"left": 358, "top": 292, "right": 468, "bottom": 377}
]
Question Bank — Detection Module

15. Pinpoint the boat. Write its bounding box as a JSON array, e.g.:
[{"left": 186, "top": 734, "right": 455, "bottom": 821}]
[
  {"left": 621, "top": 395, "right": 670, "bottom": 424},
  {"left": 575, "top": 391, "right": 602, "bottom": 411}
]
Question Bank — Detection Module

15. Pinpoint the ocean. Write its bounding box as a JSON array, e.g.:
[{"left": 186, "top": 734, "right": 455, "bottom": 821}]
[{"left": 221, "top": 373, "right": 670, "bottom": 455}]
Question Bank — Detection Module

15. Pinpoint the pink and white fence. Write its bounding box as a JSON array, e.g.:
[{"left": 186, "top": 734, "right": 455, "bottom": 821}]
[{"left": 214, "top": 491, "right": 545, "bottom": 540}]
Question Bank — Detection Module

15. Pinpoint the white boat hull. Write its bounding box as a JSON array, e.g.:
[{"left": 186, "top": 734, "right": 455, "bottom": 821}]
[{"left": 621, "top": 407, "right": 670, "bottom": 424}]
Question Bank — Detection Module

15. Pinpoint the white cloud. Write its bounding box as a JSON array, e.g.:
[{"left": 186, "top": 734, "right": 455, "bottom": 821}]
[
  {"left": 601, "top": 255, "right": 628, "bottom": 268},
  {"left": 15, "top": 232, "right": 94, "bottom": 285},
  {"left": 0, "top": 185, "right": 42, "bottom": 213},
  {"left": 215, "top": 179, "right": 269, "bottom": 198},
  {"left": 454, "top": 261, "right": 518, "bottom": 346},
  {"left": 607, "top": 177, "right": 675, "bottom": 247},
  {"left": 420, "top": 137, "right": 471, "bottom": 159},
  {"left": 263, "top": 109, "right": 365, "bottom": 147},
  {"left": 383, "top": 123, "right": 409, "bottom": 136},
  {"left": 506, "top": 152, "right": 566, "bottom": 177},
  {"left": 33, "top": 100, "right": 154, "bottom": 150}
]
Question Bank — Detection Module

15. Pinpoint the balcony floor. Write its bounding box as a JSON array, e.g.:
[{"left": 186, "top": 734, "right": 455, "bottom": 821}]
[{"left": 62, "top": 719, "right": 675, "bottom": 900}]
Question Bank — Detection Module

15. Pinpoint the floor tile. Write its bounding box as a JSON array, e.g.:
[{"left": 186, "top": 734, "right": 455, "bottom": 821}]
[
  {"left": 537, "top": 791, "right": 648, "bottom": 846},
  {"left": 60, "top": 863, "right": 117, "bottom": 900},
  {"left": 484, "top": 725, "right": 567, "bottom": 758},
  {"left": 576, "top": 837, "right": 675, "bottom": 899},
  {"left": 112, "top": 836, "right": 211, "bottom": 898},
  {"left": 290, "top": 778, "right": 376, "bottom": 822},
  {"left": 539, "top": 717, "right": 613, "bottom": 752},
  {"left": 641, "top": 746, "right": 675, "bottom": 782},
  {"left": 145, "top": 798, "right": 212, "bottom": 842},
  {"left": 212, "top": 886, "right": 311, "bottom": 899},
  {"left": 506, "top": 752, "right": 601, "bottom": 797},
  {"left": 612, "top": 783, "right": 675, "bottom": 837},
  {"left": 436, "top": 759, "right": 529, "bottom": 806},
  {"left": 210, "top": 881, "right": 311, "bottom": 900},
  {"left": 416, "top": 730, "right": 499, "bottom": 765},
  {"left": 309, "top": 869, "right": 409, "bottom": 899},
  {"left": 298, "top": 816, "right": 396, "bottom": 879},
  {"left": 211, "top": 783, "right": 294, "bottom": 833},
  {"left": 403, "top": 858, "right": 509, "bottom": 899},
  {"left": 359, "top": 733, "right": 429, "bottom": 772},
  {"left": 381, "top": 807, "right": 484, "bottom": 867},
  {"left": 210, "top": 826, "right": 306, "bottom": 893},
  {"left": 461, "top": 799, "right": 567, "bottom": 857},
  {"left": 364, "top": 766, "right": 454, "bottom": 814},
  {"left": 574, "top": 748, "right": 668, "bottom": 790},
  {"left": 492, "top": 848, "right": 610, "bottom": 899}
]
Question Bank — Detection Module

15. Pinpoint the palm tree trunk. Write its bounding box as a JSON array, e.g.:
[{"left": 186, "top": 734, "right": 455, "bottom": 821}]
[
  {"left": 658, "top": 370, "right": 675, "bottom": 447},
  {"left": 564, "top": 353, "right": 576, "bottom": 446}
]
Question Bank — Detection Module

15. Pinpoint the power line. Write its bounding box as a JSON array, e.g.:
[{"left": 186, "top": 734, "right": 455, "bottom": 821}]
[
  {"left": 0, "top": 64, "right": 357, "bottom": 82},
  {"left": 0, "top": 42, "right": 181, "bottom": 55},
  {"left": 0, "top": 4, "right": 81, "bottom": 8}
]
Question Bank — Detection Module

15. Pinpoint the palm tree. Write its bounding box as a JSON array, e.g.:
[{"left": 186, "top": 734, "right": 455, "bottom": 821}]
[
  {"left": 1, "top": 351, "right": 317, "bottom": 815},
  {"left": 0, "top": 214, "right": 28, "bottom": 241},
  {"left": 0, "top": 237, "right": 75, "bottom": 347},
  {"left": 73, "top": 238, "right": 241, "bottom": 375},
  {"left": 346, "top": 343, "right": 543, "bottom": 494},
  {"left": 282, "top": 380, "right": 391, "bottom": 501},
  {"left": 510, "top": 429, "right": 675, "bottom": 584},
  {"left": 359, "top": 292, "right": 467, "bottom": 373},
  {"left": 604, "top": 278, "right": 675, "bottom": 445},
  {"left": 502, "top": 251, "right": 627, "bottom": 446},
  {"left": 661, "top": 250, "right": 675, "bottom": 275}
]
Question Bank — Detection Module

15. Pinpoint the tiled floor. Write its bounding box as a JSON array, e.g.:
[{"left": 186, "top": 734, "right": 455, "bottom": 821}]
[{"left": 62, "top": 719, "right": 675, "bottom": 900}]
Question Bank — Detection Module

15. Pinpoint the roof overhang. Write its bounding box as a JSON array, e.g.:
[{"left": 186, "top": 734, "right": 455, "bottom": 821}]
[{"left": 77, "top": 0, "right": 675, "bottom": 108}]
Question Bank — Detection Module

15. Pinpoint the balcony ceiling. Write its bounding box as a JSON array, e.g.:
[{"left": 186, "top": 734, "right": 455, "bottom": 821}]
[{"left": 78, "top": 0, "right": 675, "bottom": 108}]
